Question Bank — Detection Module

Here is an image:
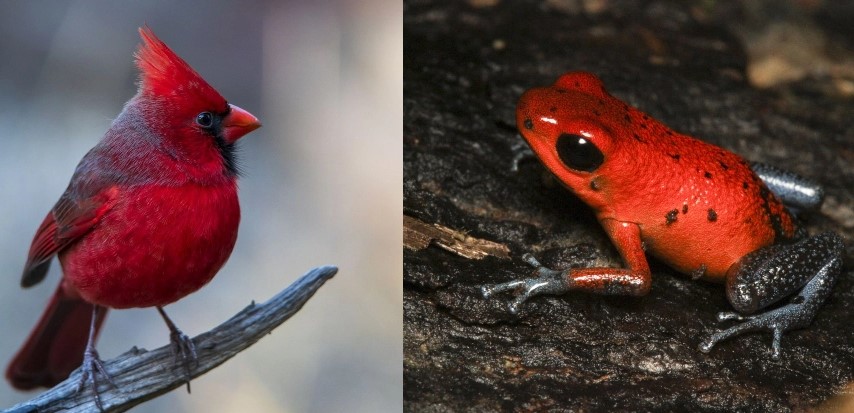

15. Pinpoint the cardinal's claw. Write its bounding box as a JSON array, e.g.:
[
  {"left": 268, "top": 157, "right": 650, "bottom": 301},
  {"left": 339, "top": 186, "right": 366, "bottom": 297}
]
[
  {"left": 169, "top": 327, "right": 198, "bottom": 393},
  {"left": 77, "top": 345, "right": 117, "bottom": 412},
  {"left": 157, "top": 306, "right": 197, "bottom": 393},
  {"left": 74, "top": 306, "right": 116, "bottom": 412}
]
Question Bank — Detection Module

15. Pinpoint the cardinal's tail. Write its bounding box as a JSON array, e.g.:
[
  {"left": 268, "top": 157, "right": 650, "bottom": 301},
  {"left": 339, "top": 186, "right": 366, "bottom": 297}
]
[{"left": 6, "top": 283, "right": 108, "bottom": 389}]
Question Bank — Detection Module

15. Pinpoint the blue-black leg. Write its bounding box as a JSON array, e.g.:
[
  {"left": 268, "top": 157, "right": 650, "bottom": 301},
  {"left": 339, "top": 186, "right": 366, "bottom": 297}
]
[
  {"left": 699, "top": 232, "right": 844, "bottom": 358},
  {"left": 481, "top": 254, "right": 571, "bottom": 314},
  {"left": 750, "top": 162, "right": 824, "bottom": 211}
]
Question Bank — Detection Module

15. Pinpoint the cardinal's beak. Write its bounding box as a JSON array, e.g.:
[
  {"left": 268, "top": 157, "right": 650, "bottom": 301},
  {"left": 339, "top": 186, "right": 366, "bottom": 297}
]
[{"left": 222, "top": 104, "right": 261, "bottom": 143}]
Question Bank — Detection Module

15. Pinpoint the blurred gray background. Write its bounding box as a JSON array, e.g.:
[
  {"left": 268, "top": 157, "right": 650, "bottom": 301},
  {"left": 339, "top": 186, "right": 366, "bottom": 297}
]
[{"left": 0, "top": 0, "right": 401, "bottom": 412}]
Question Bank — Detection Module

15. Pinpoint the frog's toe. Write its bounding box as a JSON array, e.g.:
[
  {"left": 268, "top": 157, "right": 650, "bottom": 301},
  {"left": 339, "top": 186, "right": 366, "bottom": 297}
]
[
  {"left": 509, "top": 142, "right": 535, "bottom": 172},
  {"left": 715, "top": 311, "right": 744, "bottom": 322},
  {"left": 698, "top": 337, "right": 717, "bottom": 354},
  {"left": 508, "top": 296, "right": 526, "bottom": 315},
  {"left": 699, "top": 318, "right": 760, "bottom": 354},
  {"left": 480, "top": 262, "right": 570, "bottom": 314},
  {"left": 521, "top": 253, "right": 542, "bottom": 268},
  {"left": 771, "top": 328, "right": 783, "bottom": 360},
  {"left": 506, "top": 277, "right": 558, "bottom": 313},
  {"left": 482, "top": 276, "right": 567, "bottom": 311},
  {"left": 481, "top": 280, "right": 525, "bottom": 299}
]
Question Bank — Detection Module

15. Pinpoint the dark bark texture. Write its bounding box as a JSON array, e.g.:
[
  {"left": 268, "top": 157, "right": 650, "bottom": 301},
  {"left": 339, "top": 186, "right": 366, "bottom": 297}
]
[{"left": 404, "top": 1, "right": 854, "bottom": 411}]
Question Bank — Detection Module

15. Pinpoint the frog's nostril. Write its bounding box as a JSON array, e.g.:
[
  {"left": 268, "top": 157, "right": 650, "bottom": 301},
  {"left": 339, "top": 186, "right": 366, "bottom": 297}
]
[{"left": 523, "top": 118, "right": 533, "bottom": 130}]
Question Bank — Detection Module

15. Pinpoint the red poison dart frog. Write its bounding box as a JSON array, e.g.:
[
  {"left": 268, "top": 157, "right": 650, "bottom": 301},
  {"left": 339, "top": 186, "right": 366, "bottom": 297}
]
[{"left": 482, "top": 72, "right": 844, "bottom": 358}]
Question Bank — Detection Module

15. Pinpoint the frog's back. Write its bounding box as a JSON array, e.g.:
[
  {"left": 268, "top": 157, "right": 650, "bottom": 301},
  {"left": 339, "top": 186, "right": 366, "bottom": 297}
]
[{"left": 606, "top": 124, "right": 798, "bottom": 281}]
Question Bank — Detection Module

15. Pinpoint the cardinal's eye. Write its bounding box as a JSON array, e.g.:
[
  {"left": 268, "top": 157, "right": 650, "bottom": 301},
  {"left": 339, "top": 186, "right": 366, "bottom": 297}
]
[{"left": 196, "top": 112, "right": 213, "bottom": 128}]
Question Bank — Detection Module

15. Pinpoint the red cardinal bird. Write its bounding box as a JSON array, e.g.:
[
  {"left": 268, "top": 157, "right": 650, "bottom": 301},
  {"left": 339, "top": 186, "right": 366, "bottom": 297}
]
[{"left": 6, "top": 26, "right": 261, "bottom": 405}]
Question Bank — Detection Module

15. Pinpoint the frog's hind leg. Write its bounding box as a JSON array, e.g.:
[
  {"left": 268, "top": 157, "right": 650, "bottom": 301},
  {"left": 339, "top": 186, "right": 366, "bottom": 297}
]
[
  {"left": 750, "top": 162, "right": 824, "bottom": 212},
  {"left": 699, "top": 232, "right": 843, "bottom": 358}
]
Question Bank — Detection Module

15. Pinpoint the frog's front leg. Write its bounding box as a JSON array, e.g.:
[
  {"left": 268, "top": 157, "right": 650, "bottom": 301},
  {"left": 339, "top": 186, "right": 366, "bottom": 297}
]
[
  {"left": 482, "top": 219, "right": 651, "bottom": 314},
  {"left": 699, "top": 231, "right": 843, "bottom": 358},
  {"left": 510, "top": 140, "right": 535, "bottom": 172}
]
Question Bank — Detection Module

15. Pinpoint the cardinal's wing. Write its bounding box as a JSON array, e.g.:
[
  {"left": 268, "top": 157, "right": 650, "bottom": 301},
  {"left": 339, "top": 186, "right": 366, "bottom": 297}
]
[{"left": 21, "top": 182, "right": 117, "bottom": 288}]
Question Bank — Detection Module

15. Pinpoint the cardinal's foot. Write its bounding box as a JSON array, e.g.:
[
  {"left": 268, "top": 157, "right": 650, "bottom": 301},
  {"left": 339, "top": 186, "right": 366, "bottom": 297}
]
[
  {"left": 156, "top": 306, "right": 198, "bottom": 392},
  {"left": 169, "top": 325, "right": 198, "bottom": 383},
  {"left": 77, "top": 346, "right": 117, "bottom": 411}
]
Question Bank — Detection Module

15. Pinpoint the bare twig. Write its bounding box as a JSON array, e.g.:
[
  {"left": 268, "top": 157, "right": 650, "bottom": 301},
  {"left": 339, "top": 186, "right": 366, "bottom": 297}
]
[
  {"left": 403, "top": 215, "right": 510, "bottom": 260},
  {"left": 3, "top": 265, "right": 338, "bottom": 413}
]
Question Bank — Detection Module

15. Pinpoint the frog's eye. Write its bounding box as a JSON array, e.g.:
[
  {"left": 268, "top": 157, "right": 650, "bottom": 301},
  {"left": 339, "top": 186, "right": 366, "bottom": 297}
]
[{"left": 556, "top": 133, "right": 604, "bottom": 172}]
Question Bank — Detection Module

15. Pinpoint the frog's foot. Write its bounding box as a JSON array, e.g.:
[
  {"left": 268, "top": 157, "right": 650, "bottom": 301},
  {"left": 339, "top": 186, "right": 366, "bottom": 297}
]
[
  {"left": 481, "top": 254, "right": 570, "bottom": 314},
  {"left": 510, "top": 141, "right": 535, "bottom": 172},
  {"left": 698, "top": 301, "right": 815, "bottom": 359},
  {"left": 701, "top": 233, "right": 843, "bottom": 359}
]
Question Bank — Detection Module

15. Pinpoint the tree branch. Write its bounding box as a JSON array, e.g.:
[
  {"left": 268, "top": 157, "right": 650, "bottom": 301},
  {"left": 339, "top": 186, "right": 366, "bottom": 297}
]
[{"left": 3, "top": 265, "right": 338, "bottom": 413}]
